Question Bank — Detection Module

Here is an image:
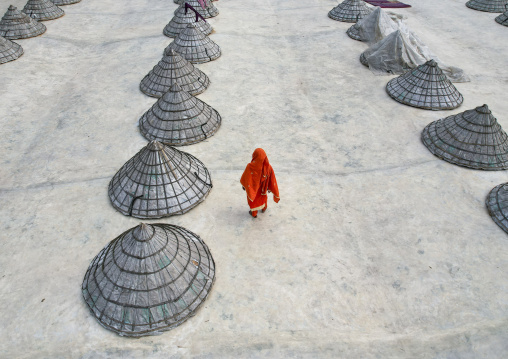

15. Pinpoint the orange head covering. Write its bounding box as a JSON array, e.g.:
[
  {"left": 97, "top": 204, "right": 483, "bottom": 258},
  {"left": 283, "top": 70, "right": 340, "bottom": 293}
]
[{"left": 240, "top": 148, "right": 272, "bottom": 201}]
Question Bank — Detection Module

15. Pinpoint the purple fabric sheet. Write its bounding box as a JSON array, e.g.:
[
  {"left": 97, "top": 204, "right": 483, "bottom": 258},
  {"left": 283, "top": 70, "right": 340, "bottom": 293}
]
[{"left": 364, "top": 0, "right": 411, "bottom": 8}]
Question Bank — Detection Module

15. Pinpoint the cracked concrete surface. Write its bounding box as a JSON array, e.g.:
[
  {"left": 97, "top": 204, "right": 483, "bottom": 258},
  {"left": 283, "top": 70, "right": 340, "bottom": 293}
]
[{"left": 0, "top": 0, "right": 507, "bottom": 357}]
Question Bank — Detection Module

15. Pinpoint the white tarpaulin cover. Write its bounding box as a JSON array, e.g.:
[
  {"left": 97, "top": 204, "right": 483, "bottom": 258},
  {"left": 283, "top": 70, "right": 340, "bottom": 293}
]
[
  {"left": 347, "top": 7, "right": 400, "bottom": 43},
  {"left": 360, "top": 27, "right": 470, "bottom": 83}
]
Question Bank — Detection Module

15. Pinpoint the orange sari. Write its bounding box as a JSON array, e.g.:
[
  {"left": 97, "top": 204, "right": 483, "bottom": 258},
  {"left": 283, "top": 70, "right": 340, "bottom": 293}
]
[{"left": 240, "top": 148, "right": 280, "bottom": 215}]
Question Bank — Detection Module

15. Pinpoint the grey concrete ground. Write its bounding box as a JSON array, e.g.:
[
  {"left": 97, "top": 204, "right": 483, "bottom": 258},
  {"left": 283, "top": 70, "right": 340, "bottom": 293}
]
[{"left": 1, "top": 0, "right": 508, "bottom": 357}]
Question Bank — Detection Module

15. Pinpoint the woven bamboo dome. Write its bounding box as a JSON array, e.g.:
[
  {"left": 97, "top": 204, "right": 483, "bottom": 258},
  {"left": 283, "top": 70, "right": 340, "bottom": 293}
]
[
  {"left": 174, "top": 0, "right": 219, "bottom": 19},
  {"left": 0, "top": 5, "right": 46, "bottom": 39},
  {"left": 164, "top": 24, "right": 221, "bottom": 64},
  {"left": 0, "top": 35, "right": 23, "bottom": 64},
  {"left": 495, "top": 9, "right": 508, "bottom": 25},
  {"left": 386, "top": 60, "right": 463, "bottom": 110},
  {"left": 421, "top": 105, "right": 508, "bottom": 170},
  {"left": 466, "top": 0, "right": 508, "bottom": 12},
  {"left": 51, "top": 0, "right": 81, "bottom": 5},
  {"left": 328, "top": 0, "right": 373, "bottom": 23},
  {"left": 486, "top": 183, "right": 508, "bottom": 235},
  {"left": 174, "top": 0, "right": 221, "bottom": 5},
  {"left": 139, "top": 83, "right": 221, "bottom": 146},
  {"left": 164, "top": 4, "right": 213, "bottom": 38},
  {"left": 140, "top": 49, "right": 210, "bottom": 98},
  {"left": 109, "top": 140, "right": 212, "bottom": 219},
  {"left": 347, "top": 7, "right": 398, "bottom": 42},
  {"left": 82, "top": 223, "right": 216, "bottom": 337},
  {"left": 22, "top": 0, "right": 64, "bottom": 21}
]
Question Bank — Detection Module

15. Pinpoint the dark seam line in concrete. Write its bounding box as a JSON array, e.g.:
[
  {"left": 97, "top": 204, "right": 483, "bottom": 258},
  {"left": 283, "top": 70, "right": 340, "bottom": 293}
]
[
  {"left": 100, "top": 35, "right": 165, "bottom": 47},
  {"left": 0, "top": 175, "right": 113, "bottom": 193},
  {"left": 0, "top": 159, "right": 437, "bottom": 194},
  {"left": 63, "top": 11, "right": 170, "bottom": 16},
  {"left": 208, "top": 158, "right": 438, "bottom": 176},
  {"left": 39, "top": 34, "right": 164, "bottom": 47}
]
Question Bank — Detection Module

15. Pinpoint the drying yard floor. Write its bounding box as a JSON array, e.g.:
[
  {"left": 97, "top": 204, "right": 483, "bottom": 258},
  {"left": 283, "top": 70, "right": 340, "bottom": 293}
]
[{"left": 1, "top": 0, "right": 508, "bottom": 357}]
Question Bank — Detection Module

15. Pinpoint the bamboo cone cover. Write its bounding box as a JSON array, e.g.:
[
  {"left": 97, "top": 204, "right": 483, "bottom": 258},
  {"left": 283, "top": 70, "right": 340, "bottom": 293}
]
[
  {"left": 486, "top": 183, "right": 508, "bottom": 235},
  {"left": 0, "top": 5, "right": 46, "bottom": 39},
  {"left": 347, "top": 19, "right": 363, "bottom": 40},
  {"left": 165, "top": 4, "right": 213, "bottom": 38},
  {"left": 22, "top": 0, "right": 64, "bottom": 21},
  {"left": 0, "top": 35, "right": 23, "bottom": 64},
  {"left": 328, "top": 0, "right": 373, "bottom": 23},
  {"left": 386, "top": 60, "right": 463, "bottom": 110},
  {"left": 174, "top": 0, "right": 219, "bottom": 19},
  {"left": 164, "top": 24, "right": 221, "bottom": 64},
  {"left": 466, "top": 0, "right": 508, "bottom": 13},
  {"left": 108, "top": 140, "right": 212, "bottom": 219},
  {"left": 51, "top": 0, "right": 81, "bottom": 5},
  {"left": 82, "top": 223, "right": 216, "bottom": 337},
  {"left": 421, "top": 105, "right": 508, "bottom": 170},
  {"left": 495, "top": 9, "right": 508, "bottom": 25},
  {"left": 140, "top": 49, "right": 210, "bottom": 98},
  {"left": 139, "top": 83, "right": 221, "bottom": 146}
]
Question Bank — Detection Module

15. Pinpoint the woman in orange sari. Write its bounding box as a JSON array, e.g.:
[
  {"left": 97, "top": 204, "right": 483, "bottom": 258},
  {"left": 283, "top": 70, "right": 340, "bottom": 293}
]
[{"left": 240, "top": 148, "right": 280, "bottom": 218}]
